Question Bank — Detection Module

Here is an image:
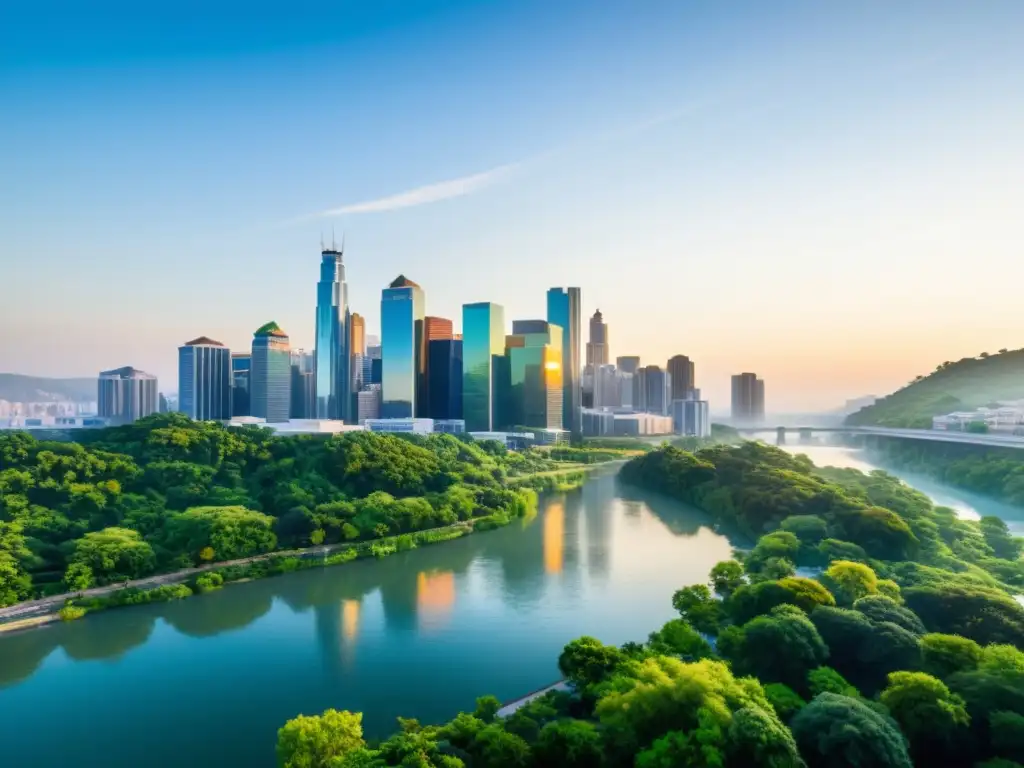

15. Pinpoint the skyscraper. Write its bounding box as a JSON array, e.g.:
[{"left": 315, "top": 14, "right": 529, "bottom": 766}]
[
  {"left": 98, "top": 367, "right": 158, "bottom": 425},
  {"left": 586, "top": 309, "right": 609, "bottom": 366},
  {"left": 178, "top": 336, "right": 232, "bottom": 421},
  {"left": 251, "top": 322, "right": 291, "bottom": 423},
  {"left": 350, "top": 312, "right": 366, "bottom": 357},
  {"left": 616, "top": 356, "right": 641, "bottom": 375},
  {"left": 231, "top": 354, "right": 251, "bottom": 416},
  {"left": 507, "top": 320, "right": 563, "bottom": 429},
  {"left": 428, "top": 339, "right": 463, "bottom": 420},
  {"left": 639, "top": 365, "right": 671, "bottom": 415},
  {"left": 672, "top": 397, "right": 711, "bottom": 438},
  {"left": 381, "top": 275, "right": 426, "bottom": 418},
  {"left": 546, "top": 287, "right": 581, "bottom": 437},
  {"left": 666, "top": 354, "right": 695, "bottom": 401},
  {"left": 462, "top": 302, "right": 505, "bottom": 431},
  {"left": 732, "top": 372, "right": 766, "bottom": 423},
  {"left": 314, "top": 247, "right": 351, "bottom": 421},
  {"left": 424, "top": 316, "right": 454, "bottom": 341}
]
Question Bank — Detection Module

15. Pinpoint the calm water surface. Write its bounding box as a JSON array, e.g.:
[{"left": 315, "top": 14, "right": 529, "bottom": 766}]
[
  {"left": 2, "top": 450, "right": 1020, "bottom": 767},
  {"left": 0, "top": 471, "right": 733, "bottom": 768}
]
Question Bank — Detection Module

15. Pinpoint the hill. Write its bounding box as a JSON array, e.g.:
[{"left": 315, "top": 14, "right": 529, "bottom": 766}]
[
  {"left": 846, "top": 348, "right": 1024, "bottom": 428},
  {"left": 0, "top": 373, "right": 97, "bottom": 403}
]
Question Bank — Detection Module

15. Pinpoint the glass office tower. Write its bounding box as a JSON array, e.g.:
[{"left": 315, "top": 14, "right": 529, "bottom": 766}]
[
  {"left": 380, "top": 275, "right": 426, "bottom": 418},
  {"left": 507, "top": 320, "right": 563, "bottom": 429},
  {"left": 546, "top": 287, "right": 581, "bottom": 437},
  {"left": 178, "top": 336, "right": 232, "bottom": 420},
  {"left": 428, "top": 339, "right": 463, "bottom": 420},
  {"left": 314, "top": 248, "right": 351, "bottom": 421},
  {"left": 98, "top": 367, "right": 158, "bottom": 425},
  {"left": 462, "top": 302, "right": 506, "bottom": 431},
  {"left": 251, "top": 321, "right": 292, "bottom": 423}
]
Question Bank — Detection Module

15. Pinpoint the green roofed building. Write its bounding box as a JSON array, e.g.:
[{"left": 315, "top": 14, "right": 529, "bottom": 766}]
[{"left": 252, "top": 321, "right": 291, "bottom": 423}]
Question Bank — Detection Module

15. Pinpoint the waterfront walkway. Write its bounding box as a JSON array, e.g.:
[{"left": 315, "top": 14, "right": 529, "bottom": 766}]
[{"left": 496, "top": 680, "right": 570, "bottom": 718}]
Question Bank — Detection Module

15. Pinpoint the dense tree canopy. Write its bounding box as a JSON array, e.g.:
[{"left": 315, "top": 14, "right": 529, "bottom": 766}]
[{"left": 0, "top": 415, "right": 565, "bottom": 604}]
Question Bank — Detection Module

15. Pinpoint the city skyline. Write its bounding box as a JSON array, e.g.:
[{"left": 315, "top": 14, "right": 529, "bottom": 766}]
[{"left": 3, "top": 2, "right": 1024, "bottom": 411}]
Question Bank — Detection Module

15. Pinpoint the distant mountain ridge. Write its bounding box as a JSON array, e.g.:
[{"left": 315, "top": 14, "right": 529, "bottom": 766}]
[
  {"left": 846, "top": 348, "right": 1024, "bottom": 428},
  {"left": 0, "top": 374, "right": 98, "bottom": 403}
]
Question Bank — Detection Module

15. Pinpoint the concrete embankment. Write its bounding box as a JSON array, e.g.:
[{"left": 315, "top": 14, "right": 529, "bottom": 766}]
[{"left": 495, "top": 680, "right": 570, "bottom": 718}]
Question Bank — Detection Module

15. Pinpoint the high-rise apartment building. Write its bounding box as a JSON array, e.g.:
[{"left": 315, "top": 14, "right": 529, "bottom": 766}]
[
  {"left": 462, "top": 302, "right": 506, "bottom": 431},
  {"left": 251, "top": 322, "right": 292, "bottom": 423},
  {"left": 667, "top": 355, "right": 695, "bottom": 401},
  {"left": 428, "top": 339, "right": 463, "bottom": 420},
  {"left": 507, "top": 320, "right": 563, "bottom": 429},
  {"left": 178, "top": 336, "right": 232, "bottom": 421},
  {"left": 350, "top": 313, "right": 366, "bottom": 357},
  {"left": 731, "top": 372, "right": 766, "bottom": 423},
  {"left": 314, "top": 247, "right": 352, "bottom": 421},
  {"left": 231, "top": 354, "right": 251, "bottom": 416},
  {"left": 424, "top": 316, "right": 454, "bottom": 341},
  {"left": 381, "top": 275, "right": 426, "bottom": 418},
  {"left": 357, "top": 386, "right": 381, "bottom": 423},
  {"left": 637, "top": 365, "right": 671, "bottom": 416},
  {"left": 671, "top": 397, "right": 711, "bottom": 438},
  {"left": 616, "top": 356, "right": 641, "bottom": 375},
  {"left": 98, "top": 367, "right": 158, "bottom": 425},
  {"left": 586, "top": 309, "right": 609, "bottom": 367},
  {"left": 546, "top": 287, "right": 581, "bottom": 437}
]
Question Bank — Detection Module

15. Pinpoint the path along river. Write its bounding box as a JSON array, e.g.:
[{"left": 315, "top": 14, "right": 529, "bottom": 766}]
[{"left": 0, "top": 448, "right": 1019, "bottom": 767}]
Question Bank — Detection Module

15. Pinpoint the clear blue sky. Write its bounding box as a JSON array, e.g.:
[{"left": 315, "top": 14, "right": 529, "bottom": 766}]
[{"left": 3, "top": 1, "right": 1023, "bottom": 411}]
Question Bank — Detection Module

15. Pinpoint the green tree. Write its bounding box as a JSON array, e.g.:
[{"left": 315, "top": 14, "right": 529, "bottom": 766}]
[
  {"left": 276, "top": 709, "right": 364, "bottom": 768},
  {"left": 920, "top": 633, "right": 983, "bottom": 678},
  {"left": 790, "top": 693, "right": 912, "bottom": 768},
  {"left": 853, "top": 595, "right": 924, "bottom": 635},
  {"left": 473, "top": 695, "right": 501, "bottom": 724},
  {"left": 165, "top": 506, "right": 277, "bottom": 562},
  {"left": 764, "top": 683, "right": 806, "bottom": 721},
  {"left": 709, "top": 559, "right": 745, "bottom": 598},
  {"left": 671, "top": 583, "right": 723, "bottom": 634},
  {"left": 821, "top": 560, "right": 878, "bottom": 605},
  {"left": 67, "top": 527, "right": 156, "bottom": 582},
  {"left": 472, "top": 724, "right": 532, "bottom": 768},
  {"left": 879, "top": 671, "right": 970, "bottom": 764},
  {"left": 718, "top": 604, "right": 829, "bottom": 691},
  {"left": 534, "top": 719, "right": 602, "bottom": 768},
  {"left": 982, "top": 645, "right": 1024, "bottom": 674},
  {"left": 646, "top": 618, "right": 713, "bottom": 661},
  {"left": 807, "top": 667, "right": 860, "bottom": 699},
  {"left": 557, "top": 636, "right": 624, "bottom": 688},
  {"left": 62, "top": 561, "right": 94, "bottom": 592}
]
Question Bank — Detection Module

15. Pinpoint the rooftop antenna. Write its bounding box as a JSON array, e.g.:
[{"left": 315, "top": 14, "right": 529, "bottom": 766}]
[
  {"left": 331, "top": 225, "right": 336, "bottom": 251},
  {"left": 340, "top": 230, "right": 346, "bottom": 255},
  {"left": 320, "top": 230, "right": 325, "bottom": 251}
]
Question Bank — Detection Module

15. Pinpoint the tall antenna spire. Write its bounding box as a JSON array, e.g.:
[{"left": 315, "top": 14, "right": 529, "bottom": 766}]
[
  {"left": 340, "top": 230, "right": 345, "bottom": 255},
  {"left": 320, "top": 230, "right": 324, "bottom": 251},
  {"left": 331, "top": 225, "right": 336, "bottom": 251}
]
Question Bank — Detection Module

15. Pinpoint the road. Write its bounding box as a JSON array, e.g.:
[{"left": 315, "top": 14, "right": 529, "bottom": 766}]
[{"left": 742, "top": 425, "right": 1024, "bottom": 451}]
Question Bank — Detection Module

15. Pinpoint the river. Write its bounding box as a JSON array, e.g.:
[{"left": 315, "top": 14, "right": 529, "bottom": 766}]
[{"left": 0, "top": 448, "right": 1018, "bottom": 767}]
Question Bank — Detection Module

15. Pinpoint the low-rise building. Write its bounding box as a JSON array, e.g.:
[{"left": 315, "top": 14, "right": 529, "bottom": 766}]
[
  {"left": 365, "top": 418, "right": 435, "bottom": 434},
  {"left": 433, "top": 419, "right": 466, "bottom": 434},
  {"left": 469, "top": 431, "right": 535, "bottom": 450}
]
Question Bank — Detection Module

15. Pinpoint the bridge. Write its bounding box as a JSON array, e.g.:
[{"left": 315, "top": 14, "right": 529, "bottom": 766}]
[{"left": 736, "top": 425, "right": 1024, "bottom": 451}]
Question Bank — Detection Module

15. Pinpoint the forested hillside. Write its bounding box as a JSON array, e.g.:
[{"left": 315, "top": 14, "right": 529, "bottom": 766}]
[
  {"left": 0, "top": 373, "right": 98, "bottom": 403},
  {"left": 847, "top": 348, "right": 1024, "bottom": 428},
  {"left": 0, "top": 414, "right": 553, "bottom": 605}
]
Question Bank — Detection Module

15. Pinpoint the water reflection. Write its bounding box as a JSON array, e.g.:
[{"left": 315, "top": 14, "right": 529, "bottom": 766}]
[
  {"left": 417, "top": 571, "right": 456, "bottom": 632},
  {"left": 543, "top": 502, "right": 565, "bottom": 574}
]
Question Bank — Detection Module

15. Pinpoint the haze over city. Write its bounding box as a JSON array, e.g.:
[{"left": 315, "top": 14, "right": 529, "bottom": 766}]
[{"left": 3, "top": 1, "right": 1023, "bottom": 411}]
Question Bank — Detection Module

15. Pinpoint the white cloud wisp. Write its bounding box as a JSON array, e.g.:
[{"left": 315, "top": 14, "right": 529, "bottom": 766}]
[{"left": 312, "top": 162, "right": 520, "bottom": 219}]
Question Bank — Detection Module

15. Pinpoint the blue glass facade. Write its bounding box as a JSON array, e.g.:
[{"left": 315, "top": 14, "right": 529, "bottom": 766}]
[
  {"left": 380, "top": 276, "right": 425, "bottom": 418},
  {"left": 231, "top": 354, "right": 251, "bottom": 416},
  {"left": 546, "top": 287, "right": 582, "bottom": 436},
  {"left": 314, "top": 249, "right": 351, "bottom": 421},
  {"left": 178, "top": 338, "right": 232, "bottom": 421},
  {"left": 462, "top": 302, "right": 505, "bottom": 431},
  {"left": 428, "top": 339, "right": 463, "bottom": 420}
]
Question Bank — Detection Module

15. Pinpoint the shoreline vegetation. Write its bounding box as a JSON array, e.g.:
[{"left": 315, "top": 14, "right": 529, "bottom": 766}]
[
  {"left": 271, "top": 441, "right": 1024, "bottom": 767},
  {"left": 0, "top": 414, "right": 631, "bottom": 631},
  {"left": 861, "top": 435, "right": 1024, "bottom": 509}
]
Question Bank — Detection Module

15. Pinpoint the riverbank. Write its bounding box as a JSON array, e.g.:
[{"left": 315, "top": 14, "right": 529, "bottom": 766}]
[{"left": 0, "top": 465, "right": 618, "bottom": 635}]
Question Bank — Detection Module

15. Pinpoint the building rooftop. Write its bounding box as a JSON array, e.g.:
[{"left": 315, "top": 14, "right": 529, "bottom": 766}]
[
  {"left": 183, "top": 336, "right": 225, "bottom": 347},
  {"left": 254, "top": 321, "right": 288, "bottom": 338},
  {"left": 388, "top": 274, "right": 421, "bottom": 289},
  {"left": 99, "top": 366, "right": 156, "bottom": 379}
]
